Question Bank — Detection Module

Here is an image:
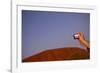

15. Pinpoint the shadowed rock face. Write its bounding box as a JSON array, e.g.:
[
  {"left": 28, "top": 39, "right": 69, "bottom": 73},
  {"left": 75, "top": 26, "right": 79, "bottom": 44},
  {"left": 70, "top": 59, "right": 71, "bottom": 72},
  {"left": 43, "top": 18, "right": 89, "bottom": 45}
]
[{"left": 22, "top": 47, "right": 90, "bottom": 62}]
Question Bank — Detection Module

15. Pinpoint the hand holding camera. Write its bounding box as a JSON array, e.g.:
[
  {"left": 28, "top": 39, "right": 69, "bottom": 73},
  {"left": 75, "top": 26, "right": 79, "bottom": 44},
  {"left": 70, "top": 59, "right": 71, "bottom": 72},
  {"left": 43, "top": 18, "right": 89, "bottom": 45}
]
[{"left": 73, "top": 32, "right": 90, "bottom": 50}]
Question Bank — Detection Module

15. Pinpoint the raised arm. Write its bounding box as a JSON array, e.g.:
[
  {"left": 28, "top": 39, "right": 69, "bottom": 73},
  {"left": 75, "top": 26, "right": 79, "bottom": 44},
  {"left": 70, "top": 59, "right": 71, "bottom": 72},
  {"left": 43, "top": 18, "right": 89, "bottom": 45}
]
[{"left": 76, "top": 32, "right": 90, "bottom": 52}]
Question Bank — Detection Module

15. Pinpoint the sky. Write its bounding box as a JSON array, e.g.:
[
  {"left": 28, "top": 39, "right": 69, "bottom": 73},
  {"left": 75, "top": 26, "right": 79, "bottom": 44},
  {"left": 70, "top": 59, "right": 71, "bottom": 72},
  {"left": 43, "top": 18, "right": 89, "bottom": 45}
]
[{"left": 22, "top": 10, "right": 90, "bottom": 59}]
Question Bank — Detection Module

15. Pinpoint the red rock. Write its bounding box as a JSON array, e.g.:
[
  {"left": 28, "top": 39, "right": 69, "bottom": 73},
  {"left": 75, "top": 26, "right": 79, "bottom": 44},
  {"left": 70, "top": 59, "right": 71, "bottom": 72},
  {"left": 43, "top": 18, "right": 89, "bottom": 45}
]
[{"left": 22, "top": 47, "right": 89, "bottom": 62}]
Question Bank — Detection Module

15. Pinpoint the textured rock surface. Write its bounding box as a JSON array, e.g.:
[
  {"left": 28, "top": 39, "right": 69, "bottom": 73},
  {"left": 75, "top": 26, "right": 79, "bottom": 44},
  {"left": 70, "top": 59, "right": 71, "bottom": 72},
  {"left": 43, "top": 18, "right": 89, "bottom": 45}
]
[{"left": 22, "top": 47, "right": 89, "bottom": 62}]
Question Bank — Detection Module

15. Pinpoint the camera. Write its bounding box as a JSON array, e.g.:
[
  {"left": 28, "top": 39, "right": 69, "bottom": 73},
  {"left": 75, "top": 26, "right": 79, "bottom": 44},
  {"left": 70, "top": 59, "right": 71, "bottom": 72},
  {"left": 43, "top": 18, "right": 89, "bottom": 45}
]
[{"left": 73, "top": 34, "right": 79, "bottom": 39}]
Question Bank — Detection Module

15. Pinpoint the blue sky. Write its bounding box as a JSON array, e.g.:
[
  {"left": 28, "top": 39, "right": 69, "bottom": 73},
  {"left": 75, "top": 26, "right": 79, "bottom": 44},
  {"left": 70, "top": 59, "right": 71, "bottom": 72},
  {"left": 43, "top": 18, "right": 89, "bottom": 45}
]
[{"left": 22, "top": 10, "right": 90, "bottom": 59}]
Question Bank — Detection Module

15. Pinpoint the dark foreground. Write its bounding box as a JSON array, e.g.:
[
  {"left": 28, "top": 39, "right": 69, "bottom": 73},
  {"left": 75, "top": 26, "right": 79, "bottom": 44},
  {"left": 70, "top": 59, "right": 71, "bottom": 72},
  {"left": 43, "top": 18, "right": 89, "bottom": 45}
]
[{"left": 22, "top": 47, "right": 89, "bottom": 62}]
